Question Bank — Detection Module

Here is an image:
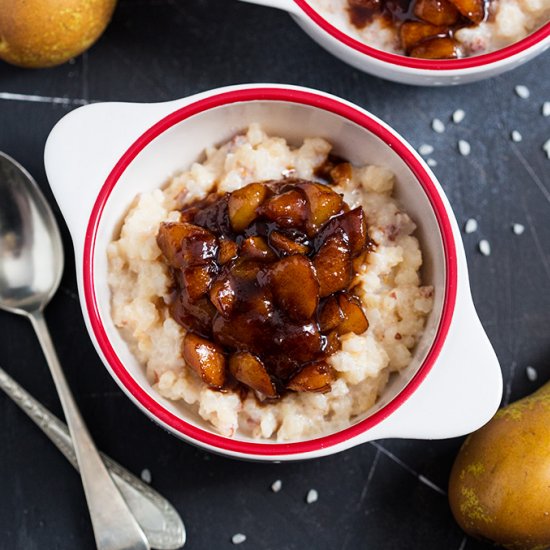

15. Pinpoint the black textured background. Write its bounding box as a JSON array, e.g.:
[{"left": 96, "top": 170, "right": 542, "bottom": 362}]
[{"left": 0, "top": 1, "right": 549, "bottom": 549}]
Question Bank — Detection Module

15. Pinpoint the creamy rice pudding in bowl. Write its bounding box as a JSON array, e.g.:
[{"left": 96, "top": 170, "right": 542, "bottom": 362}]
[
  {"left": 44, "top": 84, "right": 502, "bottom": 460},
  {"left": 240, "top": 0, "right": 550, "bottom": 85}
]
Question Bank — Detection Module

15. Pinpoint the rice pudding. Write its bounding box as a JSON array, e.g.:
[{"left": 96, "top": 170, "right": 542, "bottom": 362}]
[
  {"left": 107, "top": 124, "right": 433, "bottom": 441},
  {"left": 312, "top": 0, "right": 550, "bottom": 58}
]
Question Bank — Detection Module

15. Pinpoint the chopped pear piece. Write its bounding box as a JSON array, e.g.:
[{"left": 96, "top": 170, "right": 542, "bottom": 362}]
[
  {"left": 313, "top": 232, "right": 353, "bottom": 297},
  {"left": 324, "top": 330, "right": 341, "bottom": 355},
  {"left": 329, "top": 163, "right": 353, "bottom": 187},
  {"left": 229, "top": 258, "right": 264, "bottom": 281},
  {"left": 410, "top": 37, "right": 460, "bottom": 59},
  {"left": 319, "top": 296, "right": 345, "bottom": 332},
  {"left": 218, "top": 238, "right": 239, "bottom": 264},
  {"left": 241, "top": 236, "right": 276, "bottom": 261},
  {"left": 297, "top": 181, "right": 343, "bottom": 233},
  {"left": 157, "top": 222, "right": 217, "bottom": 269},
  {"left": 400, "top": 21, "right": 446, "bottom": 51},
  {"left": 270, "top": 255, "right": 319, "bottom": 321},
  {"left": 337, "top": 293, "right": 369, "bottom": 335},
  {"left": 229, "top": 352, "right": 277, "bottom": 397},
  {"left": 447, "top": 0, "right": 485, "bottom": 22},
  {"left": 413, "top": 0, "right": 460, "bottom": 26},
  {"left": 182, "top": 264, "right": 214, "bottom": 302},
  {"left": 228, "top": 182, "right": 267, "bottom": 232},
  {"left": 269, "top": 231, "right": 310, "bottom": 256},
  {"left": 287, "top": 361, "right": 335, "bottom": 393},
  {"left": 259, "top": 189, "right": 307, "bottom": 228},
  {"left": 338, "top": 208, "right": 369, "bottom": 257},
  {"left": 209, "top": 276, "right": 236, "bottom": 317},
  {"left": 183, "top": 332, "right": 226, "bottom": 389}
]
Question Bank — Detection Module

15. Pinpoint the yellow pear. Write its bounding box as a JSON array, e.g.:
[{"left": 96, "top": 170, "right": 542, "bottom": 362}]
[
  {"left": 449, "top": 380, "right": 550, "bottom": 550},
  {"left": 0, "top": 0, "right": 117, "bottom": 68}
]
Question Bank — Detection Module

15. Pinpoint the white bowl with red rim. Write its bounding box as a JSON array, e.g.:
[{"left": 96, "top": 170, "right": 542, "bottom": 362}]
[
  {"left": 240, "top": 0, "right": 550, "bottom": 86},
  {"left": 44, "top": 84, "right": 502, "bottom": 461}
]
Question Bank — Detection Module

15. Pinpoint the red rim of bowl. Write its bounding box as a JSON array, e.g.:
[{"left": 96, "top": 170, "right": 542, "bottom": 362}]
[
  {"left": 84, "top": 87, "right": 458, "bottom": 456},
  {"left": 294, "top": 0, "right": 550, "bottom": 71}
]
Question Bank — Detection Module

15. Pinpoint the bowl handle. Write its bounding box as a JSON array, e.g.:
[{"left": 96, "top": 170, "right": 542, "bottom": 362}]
[
  {"left": 44, "top": 99, "right": 190, "bottom": 245},
  {"left": 238, "top": 0, "right": 300, "bottom": 15},
  {"left": 44, "top": 83, "right": 305, "bottom": 248},
  {"left": 357, "top": 284, "right": 502, "bottom": 443}
]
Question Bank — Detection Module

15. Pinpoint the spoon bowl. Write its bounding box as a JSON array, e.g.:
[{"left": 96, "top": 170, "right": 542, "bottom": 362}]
[{"left": 0, "top": 151, "right": 63, "bottom": 315}]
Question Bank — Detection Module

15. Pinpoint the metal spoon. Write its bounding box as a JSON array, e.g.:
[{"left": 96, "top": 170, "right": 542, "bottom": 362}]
[
  {"left": 0, "top": 151, "right": 149, "bottom": 550},
  {"left": 0, "top": 367, "right": 186, "bottom": 549}
]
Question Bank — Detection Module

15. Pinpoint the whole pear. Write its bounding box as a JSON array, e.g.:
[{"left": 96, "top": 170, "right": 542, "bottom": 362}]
[
  {"left": 0, "top": 0, "right": 116, "bottom": 68},
  {"left": 449, "top": 381, "right": 550, "bottom": 550}
]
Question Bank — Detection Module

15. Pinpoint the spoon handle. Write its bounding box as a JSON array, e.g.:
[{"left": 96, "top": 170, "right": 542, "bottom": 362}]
[
  {"left": 29, "top": 311, "right": 150, "bottom": 550},
  {"left": 0, "top": 367, "right": 185, "bottom": 550}
]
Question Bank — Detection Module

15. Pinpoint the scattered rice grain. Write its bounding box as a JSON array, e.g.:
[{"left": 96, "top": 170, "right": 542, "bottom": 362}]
[
  {"left": 526, "top": 366, "right": 538, "bottom": 382},
  {"left": 232, "top": 533, "right": 247, "bottom": 545},
  {"left": 271, "top": 480, "right": 282, "bottom": 493},
  {"left": 418, "top": 144, "right": 434, "bottom": 156},
  {"left": 306, "top": 489, "right": 319, "bottom": 504},
  {"left": 432, "top": 118, "right": 445, "bottom": 133},
  {"left": 511, "top": 130, "right": 522, "bottom": 143},
  {"left": 543, "top": 102, "right": 550, "bottom": 117},
  {"left": 452, "top": 109, "right": 465, "bottom": 124},
  {"left": 478, "top": 239, "right": 491, "bottom": 256},
  {"left": 543, "top": 139, "right": 550, "bottom": 159},
  {"left": 464, "top": 218, "right": 478, "bottom": 234},
  {"left": 515, "top": 85, "right": 530, "bottom": 99},
  {"left": 427, "top": 158, "right": 437, "bottom": 167},
  {"left": 512, "top": 223, "right": 525, "bottom": 235},
  {"left": 458, "top": 140, "right": 471, "bottom": 156},
  {"left": 140, "top": 468, "right": 152, "bottom": 484}
]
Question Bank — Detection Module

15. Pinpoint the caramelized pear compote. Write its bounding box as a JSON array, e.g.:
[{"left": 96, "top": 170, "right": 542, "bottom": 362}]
[
  {"left": 156, "top": 173, "right": 374, "bottom": 399},
  {"left": 347, "top": 0, "right": 488, "bottom": 58}
]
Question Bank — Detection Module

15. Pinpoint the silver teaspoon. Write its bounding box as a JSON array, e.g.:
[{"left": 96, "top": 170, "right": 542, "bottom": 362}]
[
  {"left": 0, "top": 367, "right": 186, "bottom": 549},
  {"left": 0, "top": 151, "right": 149, "bottom": 550}
]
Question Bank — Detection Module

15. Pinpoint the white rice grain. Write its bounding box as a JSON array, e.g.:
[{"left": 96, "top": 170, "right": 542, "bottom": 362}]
[
  {"left": 478, "top": 239, "right": 491, "bottom": 256},
  {"left": 418, "top": 144, "right": 434, "bottom": 156},
  {"left": 511, "top": 130, "right": 522, "bottom": 143},
  {"left": 452, "top": 109, "right": 465, "bottom": 124},
  {"left": 431, "top": 118, "right": 445, "bottom": 133},
  {"left": 271, "top": 480, "right": 282, "bottom": 493},
  {"left": 512, "top": 223, "right": 525, "bottom": 235},
  {"left": 458, "top": 140, "right": 471, "bottom": 156},
  {"left": 464, "top": 219, "right": 478, "bottom": 234},
  {"left": 232, "top": 533, "right": 247, "bottom": 545},
  {"left": 306, "top": 489, "right": 319, "bottom": 504},
  {"left": 526, "top": 366, "right": 538, "bottom": 381},
  {"left": 515, "top": 85, "right": 530, "bottom": 99},
  {"left": 140, "top": 468, "right": 152, "bottom": 484},
  {"left": 543, "top": 102, "right": 550, "bottom": 117}
]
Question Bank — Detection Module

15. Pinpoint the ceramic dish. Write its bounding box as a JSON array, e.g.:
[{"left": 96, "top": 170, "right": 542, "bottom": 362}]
[
  {"left": 240, "top": 0, "right": 550, "bottom": 86},
  {"left": 44, "top": 84, "right": 502, "bottom": 461}
]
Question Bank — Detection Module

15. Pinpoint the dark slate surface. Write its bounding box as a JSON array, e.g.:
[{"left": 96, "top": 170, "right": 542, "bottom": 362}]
[{"left": 0, "top": 1, "right": 549, "bottom": 549}]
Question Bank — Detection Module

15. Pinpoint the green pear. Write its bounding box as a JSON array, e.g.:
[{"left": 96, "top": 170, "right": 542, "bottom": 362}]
[
  {"left": 0, "top": 0, "right": 116, "bottom": 68},
  {"left": 449, "top": 380, "right": 550, "bottom": 550}
]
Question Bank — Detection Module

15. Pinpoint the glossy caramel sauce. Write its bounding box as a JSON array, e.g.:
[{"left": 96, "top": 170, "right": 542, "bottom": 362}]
[
  {"left": 347, "top": 0, "right": 489, "bottom": 58},
  {"left": 157, "top": 165, "right": 374, "bottom": 397}
]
